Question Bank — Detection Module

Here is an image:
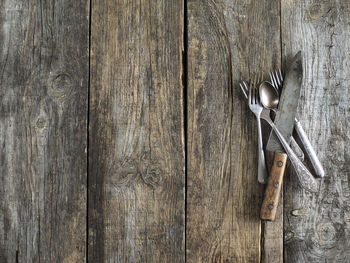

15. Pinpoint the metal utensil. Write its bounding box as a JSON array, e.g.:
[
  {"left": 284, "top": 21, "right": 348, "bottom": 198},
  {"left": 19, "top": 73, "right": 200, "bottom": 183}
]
[
  {"left": 258, "top": 82, "right": 305, "bottom": 160},
  {"left": 259, "top": 81, "right": 279, "bottom": 109},
  {"left": 241, "top": 81, "right": 305, "bottom": 161},
  {"left": 240, "top": 81, "right": 267, "bottom": 184},
  {"left": 270, "top": 70, "right": 325, "bottom": 177},
  {"left": 265, "top": 54, "right": 302, "bottom": 153},
  {"left": 260, "top": 110, "right": 318, "bottom": 192},
  {"left": 248, "top": 84, "right": 318, "bottom": 193},
  {"left": 261, "top": 51, "right": 316, "bottom": 221}
]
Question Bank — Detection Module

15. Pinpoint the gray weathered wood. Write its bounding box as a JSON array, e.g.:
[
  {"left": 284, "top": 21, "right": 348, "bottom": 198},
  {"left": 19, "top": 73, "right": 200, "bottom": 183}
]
[
  {"left": 262, "top": 186, "right": 283, "bottom": 263},
  {"left": 2, "top": 0, "right": 349, "bottom": 262},
  {"left": 187, "top": 0, "right": 281, "bottom": 261},
  {"left": 0, "top": 0, "right": 89, "bottom": 262},
  {"left": 88, "top": 0, "right": 185, "bottom": 262},
  {"left": 282, "top": 0, "right": 350, "bottom": 262}
]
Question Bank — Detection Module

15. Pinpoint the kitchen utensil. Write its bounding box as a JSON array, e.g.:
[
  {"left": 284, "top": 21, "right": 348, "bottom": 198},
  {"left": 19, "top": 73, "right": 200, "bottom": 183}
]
[
  {"left": 241, "top": 82, "right": 304, "bottom": 160},
  {"left": 259, "top": 81, "right": 279, "bottom": 109},
  {"left": 269, "top": 70, "right": 325, "bottom": 177},
  {"left": 260, "top": 110, "right": 318, "bottom": 191},
  {"left": 248, "top": 84, "right": 318, "bottom": 192},
  {"left": 240, "top": 81, "right": 267, "bottom": 184},
  {"left": 261, "top": 51, "right": 316, "bottom": 221}
]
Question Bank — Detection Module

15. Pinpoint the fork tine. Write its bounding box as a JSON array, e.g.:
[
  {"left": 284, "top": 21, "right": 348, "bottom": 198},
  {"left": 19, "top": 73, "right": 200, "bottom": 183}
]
[
  {"left": 243, "top": 81, "right": 249, "bottom": 99},
  {"left": 248, "top": 82, "right": 252, "bottom": 104},
  {"left": 275, "top": 70, "right": 281, "bottom": 86},
  {"left": 269, "top": 72, "right": 274, "bottom": 87},
  {"left": 240, "top": 82, "right": 248, "bottom": 99},
  {"left": 270, "top": 71, "right": 278, "bottom": 88},
  {"left": 243, "top": 81, "right": 248, "bottom": 90},
  {"left": 279, "top": 68, "right": 283, "bottom": 82},
  {"left": 252, "top": 86, "right": 255, "bottom": 104},
  {"left": 269, "top": 72, "right": 274, "bottom": 88},
  {"left": 253, "top": 85, "right": 257, "bottom": 104}
]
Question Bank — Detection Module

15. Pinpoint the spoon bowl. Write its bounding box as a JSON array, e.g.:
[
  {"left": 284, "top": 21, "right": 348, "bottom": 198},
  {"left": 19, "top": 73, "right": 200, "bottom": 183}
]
[{"left": 259, "top": 81, "right": 279, "bottom": 110}]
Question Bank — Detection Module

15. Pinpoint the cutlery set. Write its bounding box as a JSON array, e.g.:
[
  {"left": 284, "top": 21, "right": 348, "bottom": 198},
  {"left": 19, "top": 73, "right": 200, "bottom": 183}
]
[{"left": 239, "top": 52, "right": 324, "bottom": 221}]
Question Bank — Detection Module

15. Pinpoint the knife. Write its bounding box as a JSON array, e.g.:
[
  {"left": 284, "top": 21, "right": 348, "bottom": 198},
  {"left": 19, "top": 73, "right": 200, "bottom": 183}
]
[
  {"left": 270, "top": 69, "right": 324, "bottom": 177},
  {"left": 260, "top": 51, "right": 312, "bottom": 221}
]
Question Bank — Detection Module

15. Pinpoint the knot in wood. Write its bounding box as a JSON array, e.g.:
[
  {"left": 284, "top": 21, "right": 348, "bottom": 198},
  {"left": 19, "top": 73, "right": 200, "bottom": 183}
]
[
  {"left": 316, "top": 222, "right": 338, "bottom": 246},
  {"left": 109, "top": 163, "right": 139, "bottom": 188},
  {"left": 291, "top": 208, "right": 308, "bottom": 217},
  {"left": 34, "top": 117, "right": 47, "bottom": 132},
  {"left": 307, "top": 3, "right": 324, "bottom": 20},
  {"left": 284, "top": 231, "right": 295, "bottom": 243},
  {"left": 142, "top": 164, "right": 162, "bottom": 187},
  {"left": 50, "top": 72, "right": 73, "bottom": 101}
]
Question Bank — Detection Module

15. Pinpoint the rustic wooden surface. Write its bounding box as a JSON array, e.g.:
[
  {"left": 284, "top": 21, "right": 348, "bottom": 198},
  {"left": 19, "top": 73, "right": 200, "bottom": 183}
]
[
  {"left": 186, "top": 0, "right": 281, "bottom": 262},
  {"left": 1, "top": 0, "right": 349, "bottom": 262},
  {"left": 88, "top": 0, "right": 185, "bottom": 262},
  {"left": 0, "top": 0, "right": 89, "bottom": 262},
  {"left": 282, "top": 0, "right": 350, "bottom": 262}
]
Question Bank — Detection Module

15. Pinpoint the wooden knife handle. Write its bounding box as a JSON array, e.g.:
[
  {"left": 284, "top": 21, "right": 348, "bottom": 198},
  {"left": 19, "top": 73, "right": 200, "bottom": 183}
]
[{"left": 260, "top": 152, "right": 288, "bottom": 221}]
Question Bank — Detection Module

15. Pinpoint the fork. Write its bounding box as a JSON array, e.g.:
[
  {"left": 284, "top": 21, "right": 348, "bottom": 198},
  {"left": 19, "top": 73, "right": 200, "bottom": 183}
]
[
  {"left": 241, "top": 81, "right": 267, "bottom": 184},
  {"left": 248, "top": 85, "right": 318, "bottom": 192},
  {"left": 270, "top": 70, "right": 325, "bottom": 177}
]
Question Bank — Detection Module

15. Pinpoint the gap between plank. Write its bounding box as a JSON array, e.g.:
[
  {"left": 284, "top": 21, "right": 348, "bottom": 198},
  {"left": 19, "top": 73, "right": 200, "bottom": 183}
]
[
  {"left": 183, "top": 0, "right": 188, "bottom": 261},
  {"left": 86, "top": 0, "right": 92, "bottom": 262}
]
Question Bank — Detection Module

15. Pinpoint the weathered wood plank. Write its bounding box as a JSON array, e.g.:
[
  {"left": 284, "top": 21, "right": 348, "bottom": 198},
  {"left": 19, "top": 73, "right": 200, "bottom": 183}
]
[
  {"left": 88, "top": 0, "right": 185, "bottom": 262},
  {"left": 186, "top": 0, "right": 281, "bottom": 262},
  {"left": 262, "top": 184, "right": 283, "bottom": 263},
  {"left": 282, "top": 0, "right": 350, "bottom": 262},
  {"left": 0, "top": 0, "right": 89, "bottom": 262}
]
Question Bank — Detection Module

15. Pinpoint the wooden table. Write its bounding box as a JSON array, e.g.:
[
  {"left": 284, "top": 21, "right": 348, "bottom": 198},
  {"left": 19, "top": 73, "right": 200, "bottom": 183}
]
[{"left": 1, "top": 0, "right": 349, "bottom": 262}]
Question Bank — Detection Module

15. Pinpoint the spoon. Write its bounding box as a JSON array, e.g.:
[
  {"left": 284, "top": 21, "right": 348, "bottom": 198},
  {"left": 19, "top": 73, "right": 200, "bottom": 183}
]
[
  {"left": 259, "top": 81, "right": 305, "bottom": 160},
  {"left": 259, "top": 81, "right": 279, "bottom": 110}
]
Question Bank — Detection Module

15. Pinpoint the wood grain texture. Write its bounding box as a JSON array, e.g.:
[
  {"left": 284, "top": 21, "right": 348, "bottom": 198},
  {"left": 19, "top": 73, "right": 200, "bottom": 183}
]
[
  {"left": 282, "top": 0, "right": 350, "bottom": 261},
  {"left": 186, "top": 0, "right": 281, "bottom": 261},
  {"left": 262, "top": 189, "right": 283, "bottom": 263},
  {"left": 3, "top": 0, "right": 349, "bottom": 262},
  {"left": 261, "top": 153, "right": 287, "bottom": 221},
  {"left": 0, "top": 0, "right": 89, "bottom": 262},
  {"left": 88, "top": 0, "right": 185, "bottom": 262}
]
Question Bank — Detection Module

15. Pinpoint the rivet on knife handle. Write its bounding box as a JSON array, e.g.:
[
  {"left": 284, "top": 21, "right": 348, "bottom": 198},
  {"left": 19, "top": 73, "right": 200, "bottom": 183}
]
[
  {"left": 295, "top": 119, "right": 325, "bottom": 177},
  {"left": 260, "top": 152, "right": 287, "bottom": 221}
]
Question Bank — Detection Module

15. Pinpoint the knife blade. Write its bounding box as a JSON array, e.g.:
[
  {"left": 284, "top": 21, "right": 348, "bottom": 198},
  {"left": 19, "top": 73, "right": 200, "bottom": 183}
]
[
  {"left": 260, "top": 51, "right": 303, "bottom": 221},
  {"left": 267, "top": 52, "right": 303, "bottom": 152}
]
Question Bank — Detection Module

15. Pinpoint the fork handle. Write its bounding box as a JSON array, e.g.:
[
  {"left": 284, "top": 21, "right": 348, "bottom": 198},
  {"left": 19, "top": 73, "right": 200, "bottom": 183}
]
[
  {"left": 257, "top": 117, "right": 268, "bottom": 184},
  {"left": 260, "top": 152, "right": 287, "bottom": 221}
]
